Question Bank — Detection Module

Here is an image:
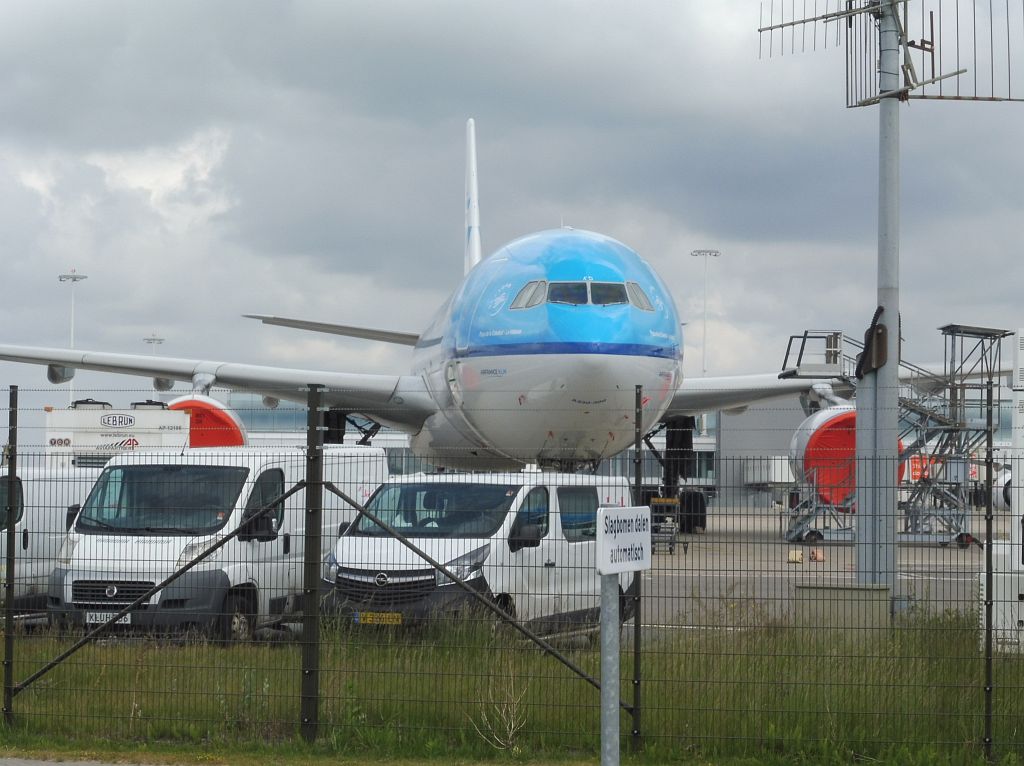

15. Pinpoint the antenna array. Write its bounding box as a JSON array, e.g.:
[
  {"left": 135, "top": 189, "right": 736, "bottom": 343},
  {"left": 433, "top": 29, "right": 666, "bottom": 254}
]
[{"left": 760, "top": 0, "right": 1024, "bottom": 105}]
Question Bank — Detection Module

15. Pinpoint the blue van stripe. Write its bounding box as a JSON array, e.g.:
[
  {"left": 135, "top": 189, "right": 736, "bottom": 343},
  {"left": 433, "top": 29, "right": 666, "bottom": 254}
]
[{"left": 456, "top": 342, "right": 679, "bottom": 359}]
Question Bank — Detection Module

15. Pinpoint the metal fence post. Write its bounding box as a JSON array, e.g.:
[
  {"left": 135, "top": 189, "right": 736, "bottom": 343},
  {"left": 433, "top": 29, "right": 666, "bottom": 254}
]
[
  {"left": 3, "top": 386, "right": 17, "bottom": 725},
  {"left": 600, "top": 572, "right": 621, "bottom": 766},
  {"left": 984, "top": 379, "right": 994, "bottom": 762},
  {"left": 301, "top": 384, "right": 323, "bottom": 743},
  {"left": 631, "top": 385, "right": 642, "bottom": 751}
]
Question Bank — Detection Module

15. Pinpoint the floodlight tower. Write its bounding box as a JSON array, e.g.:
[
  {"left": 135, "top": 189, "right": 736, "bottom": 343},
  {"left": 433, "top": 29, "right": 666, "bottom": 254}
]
[
  {"left": 58, "top": 269, "right": 87, "bottom": 405},
  {"left": 691, "top": 249, "right": 720, "bottom": 437},
  {"left": 143, "top": 334, "right": 165, "bottom": 355},
  {"left": 690, "top": 249, "right": 719, "bottom": 377},
  {"left": 759, "top": 0, "right": 1022, "bottom": 588}
]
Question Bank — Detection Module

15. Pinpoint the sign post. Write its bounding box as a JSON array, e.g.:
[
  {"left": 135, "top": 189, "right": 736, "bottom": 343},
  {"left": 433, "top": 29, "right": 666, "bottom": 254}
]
[{"left": 596, "top": 505, "right": 651, "bottom": 766}]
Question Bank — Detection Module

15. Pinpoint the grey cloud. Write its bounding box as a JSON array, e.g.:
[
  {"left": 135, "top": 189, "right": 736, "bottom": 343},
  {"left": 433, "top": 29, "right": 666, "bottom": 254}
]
[{"left": 0, "top": 0, "right": 1021, "bottom": 394}]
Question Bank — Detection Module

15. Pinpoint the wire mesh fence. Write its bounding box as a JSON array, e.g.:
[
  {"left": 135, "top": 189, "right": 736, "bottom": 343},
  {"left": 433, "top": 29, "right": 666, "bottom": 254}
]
[{"left": 1, "top": 385, "right": 1021, "bottom": 762}]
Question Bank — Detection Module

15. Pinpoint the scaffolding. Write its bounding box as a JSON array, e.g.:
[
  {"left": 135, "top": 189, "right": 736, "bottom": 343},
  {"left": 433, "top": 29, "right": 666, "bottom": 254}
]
[{"left": 897, "top": 325, "right": 1009, "bottom": 545}]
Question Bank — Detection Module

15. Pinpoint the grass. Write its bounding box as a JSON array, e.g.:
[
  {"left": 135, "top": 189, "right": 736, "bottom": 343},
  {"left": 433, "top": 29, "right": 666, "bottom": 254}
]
[{"left": 1, "top": 609, "right": 1023, "bottom": 764}]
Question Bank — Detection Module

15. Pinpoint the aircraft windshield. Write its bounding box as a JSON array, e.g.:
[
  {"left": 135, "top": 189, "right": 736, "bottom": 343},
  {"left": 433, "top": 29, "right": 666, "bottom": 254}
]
[
  {"left": 590, "top": 282, "right": 628, "bottom": 305},
  {"left": 353, "top": 482, "right": 522, "bottom": 538},
  {"left": 626, "top": 282, "right": 654, "bottom": 311},
  {"left": 547, "top": 282, "right": 589, "bottom": 305},
  {"left": 512, "top": 280, "right": 651, "bottom": 310},
  {"left": 77, "top": 465, "right": 250, "bottom": 535},
  {"left": 510, "top": 280, "right": 547, "bottom": 309}
]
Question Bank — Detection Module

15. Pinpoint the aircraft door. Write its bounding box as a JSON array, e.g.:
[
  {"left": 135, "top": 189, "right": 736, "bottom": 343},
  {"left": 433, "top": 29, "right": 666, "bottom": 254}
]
[
  {"left": 505, "top": 487, "right": 557, "bottom": 621},
  {"left": 453, "top": 259, "right": 508, "bottom": 354}
]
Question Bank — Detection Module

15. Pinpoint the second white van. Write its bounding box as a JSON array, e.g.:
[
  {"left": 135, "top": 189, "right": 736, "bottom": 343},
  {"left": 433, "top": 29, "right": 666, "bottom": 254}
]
[{"left": 321, "top": 469, "right": 637, "bottom": 633}]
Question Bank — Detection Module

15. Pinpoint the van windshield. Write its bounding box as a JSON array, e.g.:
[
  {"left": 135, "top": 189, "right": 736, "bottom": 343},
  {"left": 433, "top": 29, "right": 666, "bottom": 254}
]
[
  {"left": 77, "top": 465, "right": 250, "bottom": 535},
  {"left": 353, "top": 482, "right": 522, "bottom": 538}
]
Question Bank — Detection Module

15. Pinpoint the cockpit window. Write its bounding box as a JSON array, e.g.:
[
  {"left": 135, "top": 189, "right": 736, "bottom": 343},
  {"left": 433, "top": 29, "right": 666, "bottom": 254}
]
[
  {"left": 512, "top": 280, "right": 652, "bottom": 309},
  {"left": 626, "top": 282, "right": 655, "bottom": 311},
  {"left": 510, "top": 280, "right": 547, "bottom": 309},
  {"left": 547, "top": 283, "right": 590, "bottom": 305},
  {"left": 590, "top": 283, "right": 629, "bottom": 305}
]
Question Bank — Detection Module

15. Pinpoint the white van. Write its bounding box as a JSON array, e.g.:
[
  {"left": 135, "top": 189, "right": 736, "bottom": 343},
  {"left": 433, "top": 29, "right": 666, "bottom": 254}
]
[
  {"left": 322, "top": 470, "right": 636, "bottom": 633},
  {"left": 48, "top": 445, "right": 388, "bottom": 640},
  {"left": 1, "top": 464, "right": 103, "bottom": 617}
]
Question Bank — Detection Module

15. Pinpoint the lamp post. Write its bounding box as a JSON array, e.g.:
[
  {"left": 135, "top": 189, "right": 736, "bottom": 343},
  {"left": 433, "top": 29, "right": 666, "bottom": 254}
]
[
  {"left": 58, "top": 269, "right": 88, "bottom": 405},
  {"left": 143, "top": 334, "right": 165, "bottom": 354},
  {"left": 691, "top": 250, "right": 719, "bottom": 437},
  {"left": 690, "top": 250, "right": 719, "bottom": 377}
]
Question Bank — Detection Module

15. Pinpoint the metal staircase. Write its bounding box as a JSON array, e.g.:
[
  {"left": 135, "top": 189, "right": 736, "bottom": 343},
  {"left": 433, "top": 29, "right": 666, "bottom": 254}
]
[{"left": 780, "top": 326, "right": 1008, "bottom": 545}]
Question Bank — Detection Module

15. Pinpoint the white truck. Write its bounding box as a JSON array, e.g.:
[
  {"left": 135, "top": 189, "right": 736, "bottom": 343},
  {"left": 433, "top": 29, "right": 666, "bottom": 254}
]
[
  {"left": 321, "top": 469, "right": 637, "bottom": 633},
  {"left": 48, "top": 445, "right": 388, "bottom": 640}
]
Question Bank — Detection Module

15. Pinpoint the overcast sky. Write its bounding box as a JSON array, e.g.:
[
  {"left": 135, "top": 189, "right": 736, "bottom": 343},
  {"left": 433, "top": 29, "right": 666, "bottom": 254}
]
[{"left": 1, "top": 1, "right": 1022, "bottom": 416}]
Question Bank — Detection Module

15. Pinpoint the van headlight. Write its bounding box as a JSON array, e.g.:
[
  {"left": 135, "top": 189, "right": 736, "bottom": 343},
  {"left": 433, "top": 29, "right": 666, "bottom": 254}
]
[
  {"left": 436, "top": 544, "right": 491, "bottom": 586},
  {"left": 322, "top": 550, "right": 339, "bottom": 583},
  {"left": 176, "top": 535, "right": 224, "bottom": 569},
  {"left": 57, "top": 534, "right": 79, "bottom": 566}
]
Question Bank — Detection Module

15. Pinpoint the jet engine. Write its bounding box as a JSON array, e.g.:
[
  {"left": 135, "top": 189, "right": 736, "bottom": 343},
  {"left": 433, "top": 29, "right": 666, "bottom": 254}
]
[
  {"left": 789, "top": 404, "right": 905, "bottom": 509},
  {"left": 992, "top": 470, "right": 1012, "bottom": 511}
]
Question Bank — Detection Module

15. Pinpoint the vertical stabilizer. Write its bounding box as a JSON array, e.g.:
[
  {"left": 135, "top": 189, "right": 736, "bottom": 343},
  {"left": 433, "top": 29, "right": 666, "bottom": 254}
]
[{"left": 464, "top": 118, "right": 482, "bottom": 274}]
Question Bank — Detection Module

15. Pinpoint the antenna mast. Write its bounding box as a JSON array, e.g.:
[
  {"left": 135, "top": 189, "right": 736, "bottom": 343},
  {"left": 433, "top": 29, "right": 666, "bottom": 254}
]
[{"left": 759, "top": 0, "right": 1022, "bottom": 589}]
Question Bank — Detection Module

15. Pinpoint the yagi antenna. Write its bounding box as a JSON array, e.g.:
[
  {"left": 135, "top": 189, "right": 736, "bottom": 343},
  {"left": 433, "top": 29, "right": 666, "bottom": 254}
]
[
  {"left": 759, "top": 0, "right": 1024, "bottom": 105},
  {"left": 757, "top": 0, "right": 1021, "bottom": 617}
]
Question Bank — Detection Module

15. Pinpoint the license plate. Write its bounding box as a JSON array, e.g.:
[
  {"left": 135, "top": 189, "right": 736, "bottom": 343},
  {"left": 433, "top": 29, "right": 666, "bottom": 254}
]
[
  {"left": 353, "top": 611, "right": 402, "bottom": 626},
  {"left": 85, "top": 611, "right": 131, "bottom": 626}
]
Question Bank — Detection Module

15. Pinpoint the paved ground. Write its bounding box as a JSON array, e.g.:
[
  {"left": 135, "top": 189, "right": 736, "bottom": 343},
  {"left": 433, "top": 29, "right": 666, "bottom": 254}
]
[{"left": 636, "top": 500, "right": 996, "bottom": 634}]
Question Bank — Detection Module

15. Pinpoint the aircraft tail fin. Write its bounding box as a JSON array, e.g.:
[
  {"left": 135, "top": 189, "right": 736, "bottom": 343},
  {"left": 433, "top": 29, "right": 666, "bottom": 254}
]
[{"left": 464, "top": 118, "right": 482, "bottom": 275}]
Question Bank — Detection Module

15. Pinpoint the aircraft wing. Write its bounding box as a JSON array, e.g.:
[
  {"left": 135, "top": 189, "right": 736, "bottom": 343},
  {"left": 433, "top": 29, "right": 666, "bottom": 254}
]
[
  {"left": 664, "top": 373, "right": 844, "bottom": 416},
  {"left": 243, "top": 314, "right": 420, "bottom": 346},
  {"left": 0, "top": 344, "right": 435, "bottom": 429}
]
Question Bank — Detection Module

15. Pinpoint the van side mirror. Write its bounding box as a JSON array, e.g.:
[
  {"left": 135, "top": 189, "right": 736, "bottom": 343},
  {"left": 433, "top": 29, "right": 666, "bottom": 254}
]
[
  {"left": 239, "top": 512, "right": 278, "bottom": 542},
  {"left": 65, "top": 504, "right": 81, "bottom": 531},
  {"left": 509, "top": 523, "right": 541, "bottom": 553},
  {"left": 337, "top": 522, "right": 350, "bottom": 538}
]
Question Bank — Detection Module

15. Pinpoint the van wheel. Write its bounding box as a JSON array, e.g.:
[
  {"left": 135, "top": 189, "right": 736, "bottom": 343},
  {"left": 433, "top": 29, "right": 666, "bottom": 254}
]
[
  {"left": 220, "top": 592, "right": 255, "bottom": 643},
  {"left": 491, "top": 595, "right": 517, "bottom": 634}
]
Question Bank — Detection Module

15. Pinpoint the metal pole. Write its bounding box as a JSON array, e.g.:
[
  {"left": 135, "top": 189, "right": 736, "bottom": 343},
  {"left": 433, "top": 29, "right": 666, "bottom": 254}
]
[
  {"left": 59, "top": 271, "right": 87, "bottom": 406},
  {"left": 701, "top": 254, "right": 708, "bottom": 377},
  {"left": 3, "top": 386, "right": 18, "bottom": 725},
  {"left": 300, "top": 384, "right": 323, "bottom": 743},
  {"left": 856, "top": 3, "right": 900, "bottom": 588},
  {"left": 691, "top": 250, "right": 718, "bottom": 436},
  {"left": 983, "top": 379, "right": 994, "bottom": 762},
  {"left": 631, "top": 386, "right": 642, "bottom": 752},
  {"left": 600, "top": 573, "right": 620, "bottom": 766}
]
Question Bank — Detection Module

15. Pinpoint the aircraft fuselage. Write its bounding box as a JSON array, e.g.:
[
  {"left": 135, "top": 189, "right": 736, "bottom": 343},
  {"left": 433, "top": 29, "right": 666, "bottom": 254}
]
[{"left": 408, "top": 228, "right": 683, "bottom": 469}]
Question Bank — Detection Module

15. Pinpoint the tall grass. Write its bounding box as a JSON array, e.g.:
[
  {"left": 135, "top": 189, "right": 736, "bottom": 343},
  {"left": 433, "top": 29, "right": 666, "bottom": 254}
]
[{"left": 2, "top": 610, "right": 1022, "bottom": 763}]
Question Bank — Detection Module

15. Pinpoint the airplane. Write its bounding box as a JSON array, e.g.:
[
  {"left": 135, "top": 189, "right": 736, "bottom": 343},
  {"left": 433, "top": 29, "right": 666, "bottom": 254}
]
[{"left": 0, "top": 120, "right": 832, "bottom": 471}]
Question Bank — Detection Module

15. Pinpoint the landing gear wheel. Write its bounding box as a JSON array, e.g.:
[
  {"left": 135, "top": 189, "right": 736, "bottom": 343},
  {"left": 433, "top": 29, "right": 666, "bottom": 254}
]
[
  {"left": 955, "top": 532, "right": 974, "bottom": 550},
  {"left": 220, "top": 593, "right": 255, "bottom": 643},
  {"left": 803, "top": 530, "right": 824, "bottom": 543}
]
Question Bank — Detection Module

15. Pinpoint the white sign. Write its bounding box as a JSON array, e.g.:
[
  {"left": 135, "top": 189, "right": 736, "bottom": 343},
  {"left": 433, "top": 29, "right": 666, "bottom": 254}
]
[{"left": 596, "top": 505, "right": 652, "bottom": 575}]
